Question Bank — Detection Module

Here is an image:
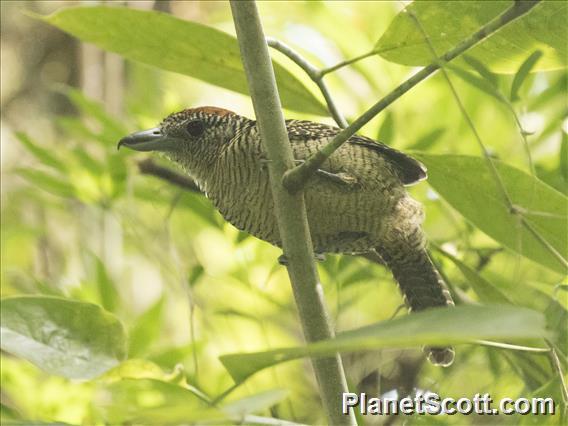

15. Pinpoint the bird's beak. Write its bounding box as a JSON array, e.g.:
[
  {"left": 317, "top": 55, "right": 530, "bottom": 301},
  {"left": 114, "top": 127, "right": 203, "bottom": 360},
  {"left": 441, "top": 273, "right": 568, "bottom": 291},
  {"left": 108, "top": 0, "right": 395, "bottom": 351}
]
[{"left": 117, "top": 128, "right": 179, "bottom": 152}]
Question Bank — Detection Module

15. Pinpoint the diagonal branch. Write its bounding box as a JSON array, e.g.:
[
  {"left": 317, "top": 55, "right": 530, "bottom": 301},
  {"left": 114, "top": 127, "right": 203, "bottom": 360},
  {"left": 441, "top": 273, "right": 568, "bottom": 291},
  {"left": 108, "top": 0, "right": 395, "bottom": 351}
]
[
  {"left": 281, "top": 0, "right": 541, "bottom": 193},
  {"left": 137, "top": 158, "right": 201, "bottom": 193}
]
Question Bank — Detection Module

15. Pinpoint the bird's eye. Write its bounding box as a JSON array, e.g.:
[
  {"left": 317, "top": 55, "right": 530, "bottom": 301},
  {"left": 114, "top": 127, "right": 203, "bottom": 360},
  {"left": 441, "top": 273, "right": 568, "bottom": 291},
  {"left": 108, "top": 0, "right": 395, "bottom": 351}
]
[{"left": 186, "top": 120, "right": 205, "bottom": 137}]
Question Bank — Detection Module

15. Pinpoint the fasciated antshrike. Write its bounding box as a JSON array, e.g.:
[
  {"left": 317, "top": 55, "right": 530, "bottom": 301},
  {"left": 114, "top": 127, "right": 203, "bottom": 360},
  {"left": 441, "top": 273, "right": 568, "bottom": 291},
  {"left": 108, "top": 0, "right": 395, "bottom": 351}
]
[{"left": 119, "top": 106, "right": 455, "bottom": 366}]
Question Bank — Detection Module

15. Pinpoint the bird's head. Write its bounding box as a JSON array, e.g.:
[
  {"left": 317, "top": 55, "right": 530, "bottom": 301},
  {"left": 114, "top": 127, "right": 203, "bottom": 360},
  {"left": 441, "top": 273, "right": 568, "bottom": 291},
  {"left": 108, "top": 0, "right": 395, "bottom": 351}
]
[{"left": 118, "top": 106, "right": 246, "bottom": 170}]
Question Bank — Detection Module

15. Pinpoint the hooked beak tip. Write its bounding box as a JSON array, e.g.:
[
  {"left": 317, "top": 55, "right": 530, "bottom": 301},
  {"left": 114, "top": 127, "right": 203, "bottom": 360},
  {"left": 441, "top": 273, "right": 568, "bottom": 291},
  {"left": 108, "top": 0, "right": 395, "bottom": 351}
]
[{"left": 116, "top": 128, "right": 168, "bottom": 152}]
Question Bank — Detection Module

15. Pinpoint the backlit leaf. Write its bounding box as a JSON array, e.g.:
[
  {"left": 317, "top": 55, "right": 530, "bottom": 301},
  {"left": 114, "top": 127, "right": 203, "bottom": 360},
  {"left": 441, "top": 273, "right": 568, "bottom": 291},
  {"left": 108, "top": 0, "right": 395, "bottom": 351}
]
[
  {"left": 43, "top": 7, "right": 326, "bottom": 116},
  {"left": 220, "top": 305, "right": 546, "bottom": 382},
  {"left": 0, "top": 296, "right": 126, "bottom": 379},
  {"left": 375, "top": 2, "right": 567, "bottom": 73},
  {"left": 414, "top": 153, "right": 568, "bottom": 274}
]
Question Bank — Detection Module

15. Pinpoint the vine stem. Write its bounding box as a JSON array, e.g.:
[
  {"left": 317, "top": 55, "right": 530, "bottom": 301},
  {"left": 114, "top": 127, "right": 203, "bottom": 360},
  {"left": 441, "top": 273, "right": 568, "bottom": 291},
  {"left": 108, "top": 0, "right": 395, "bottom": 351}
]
[
  {"left": 230, "top": 2, "right": 356, "bottom": 424},
  {"left": 282, "top": 0, "right": 541, "bottom": 193}
]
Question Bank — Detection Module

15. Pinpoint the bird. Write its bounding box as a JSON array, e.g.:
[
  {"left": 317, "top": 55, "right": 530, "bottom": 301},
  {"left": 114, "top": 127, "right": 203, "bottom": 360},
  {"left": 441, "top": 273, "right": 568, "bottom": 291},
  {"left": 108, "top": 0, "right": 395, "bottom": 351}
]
[{"left": 118, "top": 106, "right": 455, "bottom": 366}]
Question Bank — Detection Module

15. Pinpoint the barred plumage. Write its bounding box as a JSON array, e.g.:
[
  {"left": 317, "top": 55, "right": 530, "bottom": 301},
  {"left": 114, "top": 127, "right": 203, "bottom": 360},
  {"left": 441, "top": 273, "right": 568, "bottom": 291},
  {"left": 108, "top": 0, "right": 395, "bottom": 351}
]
[{"left": 119, "top": 106, "right": 455, "bottom": 366}]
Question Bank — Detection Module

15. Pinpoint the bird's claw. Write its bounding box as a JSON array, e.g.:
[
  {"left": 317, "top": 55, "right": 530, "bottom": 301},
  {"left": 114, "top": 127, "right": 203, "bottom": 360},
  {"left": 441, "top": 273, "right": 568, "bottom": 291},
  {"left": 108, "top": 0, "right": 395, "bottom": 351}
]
[{"left": 315, "top": 253, "right": 326, "bottom": 262}]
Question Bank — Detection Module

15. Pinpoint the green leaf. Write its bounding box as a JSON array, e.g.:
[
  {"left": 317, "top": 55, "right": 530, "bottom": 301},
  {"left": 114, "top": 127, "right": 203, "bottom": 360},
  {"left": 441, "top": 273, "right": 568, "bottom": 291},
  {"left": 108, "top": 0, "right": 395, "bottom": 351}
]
[
  {"left": 446, "top": 63, "right": 505, "bottom": 103},
  {"left": 101, "top": 358, "right": 172, "bottom": 383},
  {"left": 462, "top": 54, "right": 499, "bottom": 87},
  {"left": 436, "top": 248, "right": 512, "bottom": 305},
  {"left": 375, "top": 1, "right": 567, "bottom": 73},
  {"left": 544, "top": 300, "right": 568, "bottom": 354},
  {"left": 60, "top": 86, "right": 127, "bottom": 144},
  {"left": 43, "top": 7, "right": 326, "bottom": 116},
  {"left": 560, "top": 132, "right": 568, "bottom": 181},
  {"left": 0, "top": 296, "right": 126, "bottom": 379},
  {"left": 128, "top": 297, "right": 164, "bottom": 358},
  {"left": 71, "top": 147, "right": 104, "bottom": 176},
  {"left": 16, "top": 132, "right": 66, "bottom": 171},
  {"left": 93, "top": 255, "right": 120, "bottom": 313},
  {"left": 409, "top": 127, "right": 445, "bottom": 151},
  {"left": 149, "top": 343, "right": 202, "bottom": 369},
  {"left": 235, "top": 415, "right": 305, "bottom": 426},
  {"left": 220, "top": 305, "right": 547, "bottom": 382},
  {"left": 413, "top": 154, "right": 568, "bottom": 274},
  {"left": 377, "top": 111, "right": 395, "bottom": 143},
  {"left": 96, "top": 378, "right": 224, "bottom": 424},
  {"left": 17, "top": 169, "right": 75, "bottom": 198},
  {"left": 510, "top": 50, "right": 543, "bottom": 101}
]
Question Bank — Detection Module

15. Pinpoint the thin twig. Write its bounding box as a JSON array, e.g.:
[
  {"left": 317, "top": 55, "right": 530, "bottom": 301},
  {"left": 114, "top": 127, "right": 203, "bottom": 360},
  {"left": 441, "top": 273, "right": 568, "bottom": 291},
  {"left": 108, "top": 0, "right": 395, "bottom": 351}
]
[
  {"left": 282, "top": 0, "right": 541, "bottom": 193},
  {"left": 506, "top": 103, "right": 536, "bottom": 176},
  {"left": 320, "top": 49, "right": 378, "bottom": 76},
  {"left": 476, "top": 340, "right": 550, "bottom": 353},
  {"left": 267, "top": 37, "right": 348, "bottom": 128},
  {"left": 545, "top": 339, "right": 568, "bottom": 405}
]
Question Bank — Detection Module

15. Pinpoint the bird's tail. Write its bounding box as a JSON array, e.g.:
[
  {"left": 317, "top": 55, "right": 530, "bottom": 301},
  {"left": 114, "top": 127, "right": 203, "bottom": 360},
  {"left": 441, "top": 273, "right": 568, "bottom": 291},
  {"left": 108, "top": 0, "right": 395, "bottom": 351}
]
[{"left": 375, "top": 245, "right": 455, "bottom": 366}]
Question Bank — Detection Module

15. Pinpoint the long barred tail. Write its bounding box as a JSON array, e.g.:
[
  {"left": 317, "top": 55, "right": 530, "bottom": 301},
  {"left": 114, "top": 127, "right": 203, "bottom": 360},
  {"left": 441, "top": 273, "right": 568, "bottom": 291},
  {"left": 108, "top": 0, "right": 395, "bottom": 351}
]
[{"left": 376, "top": 245, "right": 455, "bottom": 367}]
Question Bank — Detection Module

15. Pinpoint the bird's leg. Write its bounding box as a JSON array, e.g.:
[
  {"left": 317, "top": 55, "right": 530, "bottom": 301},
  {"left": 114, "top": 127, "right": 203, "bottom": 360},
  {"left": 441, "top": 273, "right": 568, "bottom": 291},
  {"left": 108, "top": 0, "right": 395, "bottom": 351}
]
[
  {"left": 316, "top": 169, "right": 359, "bottom": 187},
  {"left": 293, "top": 159, "right": 359, "bottom": 188},
  {"left": 278, "top": 253, "right": 326, "bottom": 266}
]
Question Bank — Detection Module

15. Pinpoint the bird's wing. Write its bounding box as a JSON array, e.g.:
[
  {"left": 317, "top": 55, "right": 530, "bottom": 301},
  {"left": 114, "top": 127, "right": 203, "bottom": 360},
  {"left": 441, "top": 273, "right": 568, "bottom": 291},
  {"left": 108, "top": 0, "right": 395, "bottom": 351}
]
[{"left": 285, "top": 120, "right": 427, "bottom": 185}]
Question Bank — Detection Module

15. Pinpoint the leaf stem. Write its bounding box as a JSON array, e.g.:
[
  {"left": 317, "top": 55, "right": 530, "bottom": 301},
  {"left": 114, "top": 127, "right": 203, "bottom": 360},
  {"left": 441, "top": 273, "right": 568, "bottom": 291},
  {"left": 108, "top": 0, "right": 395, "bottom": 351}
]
[
  {"left": 282, "top": 0, "right": 541, "bottom": 193},
  {"left": 230, "top": 2, "right": 355, "bottom": 424},
  {"left": 521, "top": 218, "right": 568, "bottom": 270},
  {"left": 319, "top": 50, "right": 378, "bottom": 76}
]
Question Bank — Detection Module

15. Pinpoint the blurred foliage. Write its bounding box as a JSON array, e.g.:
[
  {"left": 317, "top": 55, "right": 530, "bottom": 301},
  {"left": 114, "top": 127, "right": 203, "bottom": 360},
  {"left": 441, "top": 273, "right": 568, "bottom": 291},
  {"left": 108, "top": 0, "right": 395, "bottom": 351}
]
[{"left": 1, "top": 1, "right": 567, "bottom": 425}]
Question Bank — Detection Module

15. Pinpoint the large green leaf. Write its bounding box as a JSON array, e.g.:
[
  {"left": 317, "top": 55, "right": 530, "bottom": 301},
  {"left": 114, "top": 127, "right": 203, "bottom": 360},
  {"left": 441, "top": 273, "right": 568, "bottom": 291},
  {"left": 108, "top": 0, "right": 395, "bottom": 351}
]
[
  {"left": 414, "top": 153, "right": 567, "bottom": 274},
  {"left": 220, "top": 305, "right": 546, "bottom": 382},
  {"left": 0, "top": 296, "right": 126, "bottom": 380},
  {"left": 375, "top": 1, "right": 567, "bottom": 73},
  {"left": 42, "top": 7, "right": 326, "bottom": 116}
]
